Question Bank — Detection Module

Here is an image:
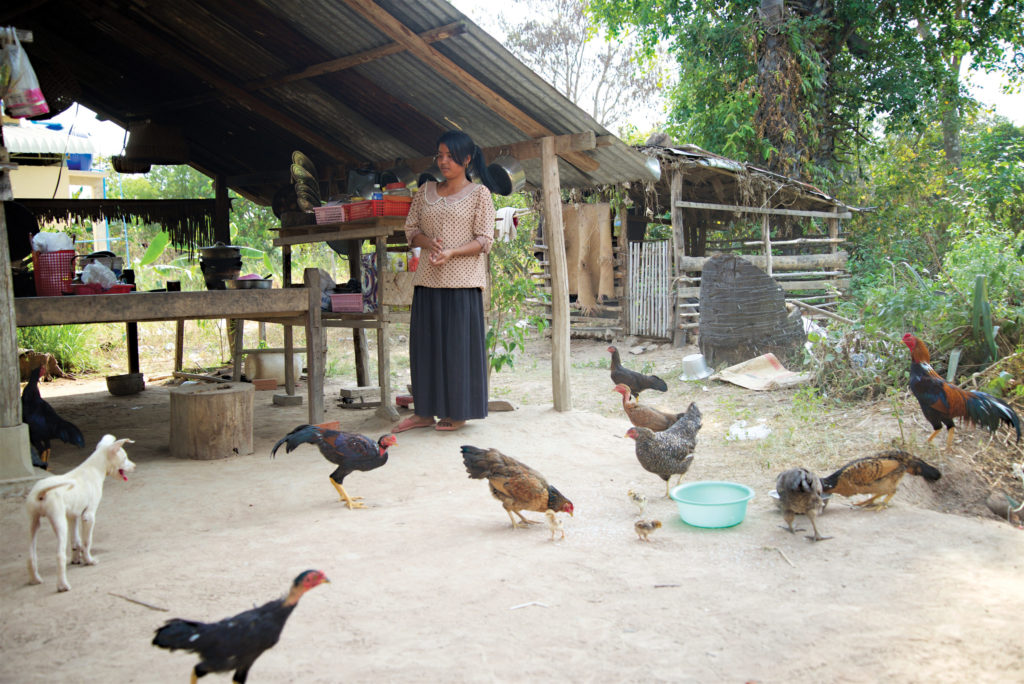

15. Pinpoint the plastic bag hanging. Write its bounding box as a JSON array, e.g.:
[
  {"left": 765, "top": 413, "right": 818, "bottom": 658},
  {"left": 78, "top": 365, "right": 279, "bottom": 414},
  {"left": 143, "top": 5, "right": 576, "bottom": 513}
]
[{"left": 1, "top": 27, "right": 49, "bottom": 118}]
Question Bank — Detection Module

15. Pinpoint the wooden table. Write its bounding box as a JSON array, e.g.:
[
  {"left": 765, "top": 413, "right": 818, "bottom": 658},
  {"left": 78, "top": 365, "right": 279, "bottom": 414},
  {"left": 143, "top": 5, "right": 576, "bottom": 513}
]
[
  {"left": 274, "top": 217, "right": 408, "bottom": 421},
  {"left": 13, "top": 284, "right": 327, "bottom": 423}
]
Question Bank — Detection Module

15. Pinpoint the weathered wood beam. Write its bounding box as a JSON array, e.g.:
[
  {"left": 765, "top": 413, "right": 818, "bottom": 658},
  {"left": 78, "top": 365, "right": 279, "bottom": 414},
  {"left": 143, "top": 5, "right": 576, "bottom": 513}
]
[
  {"left": 341, "top": 0, "right": 599, "bottom": 174},
  {"left": 675, "top": 200, "right": 852, "bottom": 219},
  {"left": 96, "top": 7, "right": 360, "bottom": 165},
  {"left": 246, "top": 21, "right": 466, "bottom": 91},
  {"left": 369, "top": 132, "right": 599, "bottom": 175},
  {"left": 677, "top": 252, "right": 848, "bottom": 271},
  {"left": 541, "top": 136, "right": 572, "bottom": 411}
]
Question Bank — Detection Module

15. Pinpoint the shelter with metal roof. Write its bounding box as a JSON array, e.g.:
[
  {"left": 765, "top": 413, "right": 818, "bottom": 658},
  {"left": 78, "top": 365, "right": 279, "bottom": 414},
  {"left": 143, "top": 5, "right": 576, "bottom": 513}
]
[{"left": 0, "top": 0, "right": 662, "bottom": 479}]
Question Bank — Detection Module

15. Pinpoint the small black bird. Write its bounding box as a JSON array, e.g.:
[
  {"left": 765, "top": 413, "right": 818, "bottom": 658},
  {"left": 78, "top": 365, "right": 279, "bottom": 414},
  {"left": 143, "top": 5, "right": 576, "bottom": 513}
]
[
  {"left": 153, "top": 570, "right": 329, "bottom": 683},
  {"left": 608, "top": 346, "right": 668, "bottom": 398}
]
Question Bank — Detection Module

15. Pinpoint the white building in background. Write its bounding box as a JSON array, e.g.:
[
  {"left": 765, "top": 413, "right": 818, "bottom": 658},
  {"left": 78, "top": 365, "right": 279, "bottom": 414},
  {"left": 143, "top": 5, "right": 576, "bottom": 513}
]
[{"left": 3, "top": 115, "right": 113, "bottom": 252}]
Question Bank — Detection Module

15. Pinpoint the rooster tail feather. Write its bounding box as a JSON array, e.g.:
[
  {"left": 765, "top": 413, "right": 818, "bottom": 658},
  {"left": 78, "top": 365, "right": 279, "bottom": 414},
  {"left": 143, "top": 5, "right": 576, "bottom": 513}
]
[
  {"left": 819, "top": 468, "right": 840, "bottom": 493},
  {"left": 650, "top": 375, "right": 668, "bottom": 392},
  {"left": 966, "top": 391, "right": 1022, "bottom": 441},
  {"left": 152, "top": 619, "right": 207, "bottom": 651},
  {"left": 56, "top": 419, "right": 85, "bottom": 448},
  {"left": 270, "top": 424, "right": 321, "bottom": 458},
  {"left": 908, "top": 458, "right": 942, "bottom": 482}
]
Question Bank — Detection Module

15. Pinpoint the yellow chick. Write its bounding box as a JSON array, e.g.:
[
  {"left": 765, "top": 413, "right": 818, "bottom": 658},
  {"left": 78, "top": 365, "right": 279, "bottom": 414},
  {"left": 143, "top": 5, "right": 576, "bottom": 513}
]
[
  {"left": 634, "top": 519, "right": 662, "bottom": 542},
  {"left": 627, "top": 489, "right": 647, "bottom": 516},
  {"left": 545, "top": 509, "right": 565, "bottom": 541}
]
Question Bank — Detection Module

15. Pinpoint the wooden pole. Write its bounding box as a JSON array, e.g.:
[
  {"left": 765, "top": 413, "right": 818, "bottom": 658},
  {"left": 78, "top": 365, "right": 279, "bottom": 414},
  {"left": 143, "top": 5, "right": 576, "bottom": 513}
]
[
  {"left": 214, "top": 175, "right": 230, "bottom": 244},
  {"left": 304, "top": 268, "right": 325, "bottom": 424},
  {"left": 616, "top": 203, "right": 630, "bottom": 337},
  {"left": 762, "top": 215, "right": 773, "bottom": 276},
  {"left": 374, "top": 237, "right": 399, "bottom": 421},
  {"left": 541, "top": 136, "right": 571, "bottom": 411},
  {"left": 670, "top": 170, "right": 686, "bottom": 346},
  {"left": 345, "top": 239, "right": 370, "bottom": 386},
  {"left": 0, "top": 134, "right": 35, "bottom": 478}
]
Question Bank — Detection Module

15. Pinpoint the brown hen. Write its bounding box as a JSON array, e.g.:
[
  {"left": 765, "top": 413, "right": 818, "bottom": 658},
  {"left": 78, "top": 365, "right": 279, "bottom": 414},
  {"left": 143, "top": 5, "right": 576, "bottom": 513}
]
[
  {"left": 821, "top": 449, "right": 941, "bottom": 510},
  {"left": 461, "top": 445, "right": 574, "bottom": 527},
  {"left": 613, "top": 384, "right": 685, "bottom": 432}
]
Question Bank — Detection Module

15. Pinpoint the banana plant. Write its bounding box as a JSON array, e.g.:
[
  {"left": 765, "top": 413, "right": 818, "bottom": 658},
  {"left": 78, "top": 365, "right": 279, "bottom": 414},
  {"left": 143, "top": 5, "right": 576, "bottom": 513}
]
[{"left": 971, "top": 274, "right": 998, "bottom": 363}]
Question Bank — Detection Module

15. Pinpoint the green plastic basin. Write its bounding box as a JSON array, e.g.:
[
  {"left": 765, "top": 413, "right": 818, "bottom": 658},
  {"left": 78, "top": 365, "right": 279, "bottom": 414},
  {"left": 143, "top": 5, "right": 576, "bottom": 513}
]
[{"left": 670, "top": 481, "right": 755, "bottom": 528}]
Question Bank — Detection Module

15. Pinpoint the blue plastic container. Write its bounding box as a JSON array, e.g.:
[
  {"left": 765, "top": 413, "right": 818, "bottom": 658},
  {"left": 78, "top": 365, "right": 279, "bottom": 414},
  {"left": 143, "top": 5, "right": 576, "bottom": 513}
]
[
  {"left": 66, "top": 153, "right": 93, "bottom": 171},
  {"left": 670, "top": 481, "right": 755, "bottom": 528}
]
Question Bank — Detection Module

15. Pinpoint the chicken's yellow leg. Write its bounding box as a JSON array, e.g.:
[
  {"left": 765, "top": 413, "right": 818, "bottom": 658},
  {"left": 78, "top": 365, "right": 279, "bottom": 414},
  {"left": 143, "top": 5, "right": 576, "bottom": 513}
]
[
  {"left": 191, "top": 671, "right": 199, "bottom": 684},
  {"left": 946, "top": 426, "right": 956, "bottom": 450},
  {"left": 927, "top": 429, "right": 941, "bottom": 443},
  {"left": 853, "top": 494, "right": 881, "bottom": 508},
  {"left": 330, "top": 477, "right": 365, "bottom": 509}
]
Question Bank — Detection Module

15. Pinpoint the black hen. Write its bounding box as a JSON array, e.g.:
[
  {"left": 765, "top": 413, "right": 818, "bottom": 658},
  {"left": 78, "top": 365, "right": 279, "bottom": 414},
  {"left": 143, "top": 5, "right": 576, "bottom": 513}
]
[
  {"left": 608, "top": 346, "right": 668, "bottom": 398},
  {"left": 153, "top": 570, "right": 328, "bottom": 683},
  {"left": 271, "top": 424, "right": 396, "bottom": 508},
  {"left": 775, "top": 468, "right": 831, "bottom": 542},
  {"left": 21, "top": 365, "right": 85, "bottom": 469}
]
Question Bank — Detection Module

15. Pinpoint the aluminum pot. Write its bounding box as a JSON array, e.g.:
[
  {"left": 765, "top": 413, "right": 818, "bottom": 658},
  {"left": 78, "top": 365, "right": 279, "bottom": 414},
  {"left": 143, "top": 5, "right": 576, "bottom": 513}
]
[
  {"left": 224, "top": 278, "right": 273, "bottom": 290},
  {"left": 380, "top": 165, "right": 418, "bottom": 193},
  {"left": 487, "top": 155, "right": 526, "bottom": 196}
]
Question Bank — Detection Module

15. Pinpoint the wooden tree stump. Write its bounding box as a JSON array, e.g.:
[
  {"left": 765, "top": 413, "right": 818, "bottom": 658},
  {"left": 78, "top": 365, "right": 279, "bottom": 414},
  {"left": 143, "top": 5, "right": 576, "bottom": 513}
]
[{"left": 169, "top": 382, "right": 254, "bottom": 460}]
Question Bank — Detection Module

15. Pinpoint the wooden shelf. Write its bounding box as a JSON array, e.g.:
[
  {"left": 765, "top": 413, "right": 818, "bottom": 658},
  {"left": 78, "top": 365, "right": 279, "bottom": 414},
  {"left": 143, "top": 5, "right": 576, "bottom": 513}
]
[{"left": 273, "top": 216, "right": 406, "bottom": 246}]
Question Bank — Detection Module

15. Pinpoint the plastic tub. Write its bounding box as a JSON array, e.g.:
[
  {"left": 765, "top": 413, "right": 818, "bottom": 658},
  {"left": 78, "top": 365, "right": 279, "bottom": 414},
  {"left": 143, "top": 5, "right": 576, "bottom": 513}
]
[{"left": 670, "top": 481, "right": 755, "bottom": 528}]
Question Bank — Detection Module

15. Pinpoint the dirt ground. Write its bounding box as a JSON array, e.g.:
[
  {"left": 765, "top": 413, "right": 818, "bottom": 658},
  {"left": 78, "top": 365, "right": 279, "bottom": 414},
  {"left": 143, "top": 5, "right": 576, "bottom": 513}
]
[{"left": 2, "top": 337, "right": 1024, "bottom": 683}]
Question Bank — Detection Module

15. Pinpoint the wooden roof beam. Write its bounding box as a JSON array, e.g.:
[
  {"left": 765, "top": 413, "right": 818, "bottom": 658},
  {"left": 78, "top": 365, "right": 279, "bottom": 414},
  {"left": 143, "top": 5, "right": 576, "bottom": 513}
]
[
  {"left": 341, "top": 0, "right": 600, "bottom": 174},
  {"left": 245, "top": 21, "right": 466, "bottom": 91},
  {"left": 95, "top": 7, "right": 361, "bottom": 166}
]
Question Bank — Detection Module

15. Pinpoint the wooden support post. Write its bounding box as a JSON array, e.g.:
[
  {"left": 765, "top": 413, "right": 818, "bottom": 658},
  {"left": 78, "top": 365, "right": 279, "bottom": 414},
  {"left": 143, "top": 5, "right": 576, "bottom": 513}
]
[
  {"left": 345, "top": 239, "right": 370, "bottom": 385},
  {"left": 374, "top": 236, "right": 399, "bottom": 421},
  {"left": 231, "top": 319, "right": 244, "bottom": 381},
  {"left": 283, "top": 325, "right": 295, "bottom": 394},
  {"left": 541, "top": 136, "right": 571, "bottom": 411},
  {"left": 762, "top": 215, "right": 773, "bottom": 276},
  {"left": 0, "top": 136, "right": 35, "bottom": 479},
  {"left": 126, "top": 322, "right": 140, "bottom": 374},
  {"left": 282, "top": 244, "right": 292, "bottom": 287},
  {"left": 828, "top": 208, "right": 839, "bottom": 255},
  {"left": 616, "top": 203, "right": 630, "bottom": 337},
  {"left": 174, "top": 320, "right": 185, "bottom": 371},
  {"left": 304, "top": 268, "right": 325, "bottom": 424},
  {"left": 670, "top": 170, "right": 686, "bottom": 348},
  {"left": 214, "top": 174, "right": 231, "bottom": 244}
]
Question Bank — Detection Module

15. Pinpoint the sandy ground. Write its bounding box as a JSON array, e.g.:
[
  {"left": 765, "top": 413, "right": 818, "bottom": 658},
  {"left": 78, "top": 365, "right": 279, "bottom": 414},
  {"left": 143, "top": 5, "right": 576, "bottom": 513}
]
[{"left": 2, "top": 339, "right": 1024, "bottom": 683}]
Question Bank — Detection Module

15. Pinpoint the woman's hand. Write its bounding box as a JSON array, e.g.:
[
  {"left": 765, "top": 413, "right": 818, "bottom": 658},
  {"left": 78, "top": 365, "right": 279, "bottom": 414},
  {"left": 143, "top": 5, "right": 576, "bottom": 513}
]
[{"left": 429, "top": 247, "right": 452, "bottom": 266}]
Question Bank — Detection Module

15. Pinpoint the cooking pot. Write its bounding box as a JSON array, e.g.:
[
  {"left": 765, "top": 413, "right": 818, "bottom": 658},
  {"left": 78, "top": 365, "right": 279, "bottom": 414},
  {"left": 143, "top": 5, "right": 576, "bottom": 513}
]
[
  {"left": 417, "top": 165, "right": 444, "bottom": 188},
  {"left": 200, "top": 242, "right": 242, "bottom": 260},
  {"left": 486, "top": 155, "right": 526, "bottom": 196},
  {"left": 380, "top": 165, "right": 418, "bottom": 193}
]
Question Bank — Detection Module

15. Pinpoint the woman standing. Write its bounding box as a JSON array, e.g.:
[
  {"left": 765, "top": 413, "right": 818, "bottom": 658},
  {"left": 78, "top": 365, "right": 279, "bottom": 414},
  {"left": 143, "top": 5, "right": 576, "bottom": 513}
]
[{"left": 394, "top": 131, "right": 497, "bottom": 432}]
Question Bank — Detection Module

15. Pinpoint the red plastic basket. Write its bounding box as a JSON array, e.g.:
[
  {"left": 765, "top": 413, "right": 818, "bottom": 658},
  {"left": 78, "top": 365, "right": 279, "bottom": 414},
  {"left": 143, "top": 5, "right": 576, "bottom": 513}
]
[
  {"left": 32, "top": 250, "right": 77, "bottom": 296},
  {"left": 379, "top": 196, "right": 412, "bottom": 217},
  {"left": 312, "top": 204, "right": 347, "bottom": 224},
  {"left": 345, "top": 200, "right": 376, "bottom": 221}
]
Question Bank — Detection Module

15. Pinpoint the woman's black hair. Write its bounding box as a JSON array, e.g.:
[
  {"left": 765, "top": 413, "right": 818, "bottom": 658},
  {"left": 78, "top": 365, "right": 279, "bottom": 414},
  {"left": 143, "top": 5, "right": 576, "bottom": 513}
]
[{"left": 436, "top": 130, "right": 498, "bottom": 193}]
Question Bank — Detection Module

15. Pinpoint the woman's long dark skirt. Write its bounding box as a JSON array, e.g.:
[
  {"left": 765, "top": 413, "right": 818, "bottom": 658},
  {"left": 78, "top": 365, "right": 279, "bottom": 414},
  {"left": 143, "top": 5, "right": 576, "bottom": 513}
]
[{"left": 409, "top": 286, "right": 488, "bottom": 421}]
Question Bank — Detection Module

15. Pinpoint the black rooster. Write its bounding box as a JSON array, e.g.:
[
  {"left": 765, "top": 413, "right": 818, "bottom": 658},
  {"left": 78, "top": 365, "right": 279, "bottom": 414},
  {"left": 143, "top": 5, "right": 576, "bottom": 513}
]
[
  {"left": 271, "top": 424, "right": 396, "bottom": 508},
  {"left": 21, "top": 365, "right": 85, "bottom": 469},
  {"left": 153, "top": 569, "right": 329, "bottom": 683},
  {"left": 608, "top": 345, "right": 668, "bottom": 398}
]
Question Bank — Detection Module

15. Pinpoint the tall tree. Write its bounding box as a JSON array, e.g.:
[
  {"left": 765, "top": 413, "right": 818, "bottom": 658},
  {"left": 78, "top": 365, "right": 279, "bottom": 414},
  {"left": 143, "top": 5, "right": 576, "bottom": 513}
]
[
  {"left": 497, "top": 0, "right": 667, "bottom": 132},
  {"left": 591, "top": 0, "right": 1024, "bottom": 181}
]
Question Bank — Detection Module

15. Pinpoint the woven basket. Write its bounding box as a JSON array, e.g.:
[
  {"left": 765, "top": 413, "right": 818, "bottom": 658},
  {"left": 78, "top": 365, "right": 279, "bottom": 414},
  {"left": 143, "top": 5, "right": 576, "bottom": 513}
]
[{"left": 32, "top": 250, "right": 76, "bottom": 296}]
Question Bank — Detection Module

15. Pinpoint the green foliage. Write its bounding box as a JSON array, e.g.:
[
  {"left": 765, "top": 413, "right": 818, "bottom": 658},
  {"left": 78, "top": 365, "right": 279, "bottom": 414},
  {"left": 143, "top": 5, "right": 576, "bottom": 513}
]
[
  {"left": 486, "top": 196, "right": 549, "bottom": 377},
  {"left": 17, "top": 325, "right": 105, "bottom": 374}
]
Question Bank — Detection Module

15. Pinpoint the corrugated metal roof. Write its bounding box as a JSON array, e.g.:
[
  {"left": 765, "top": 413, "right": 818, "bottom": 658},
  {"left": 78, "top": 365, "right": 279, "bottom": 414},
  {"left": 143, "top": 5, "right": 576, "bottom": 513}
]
[
  {"left": 3, "top": 121, "right": 99, "bottom": 155},
  {"left": 7, "top": 0, "right": 657, "bottom": 203}
]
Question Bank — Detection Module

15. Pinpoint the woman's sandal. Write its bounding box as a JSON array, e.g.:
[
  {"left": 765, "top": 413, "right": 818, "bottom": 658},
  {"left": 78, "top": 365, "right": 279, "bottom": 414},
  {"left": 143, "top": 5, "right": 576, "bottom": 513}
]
[
  {"left": 435, "top": 419, "right": 466, "bottom": 432},
  {"left": 394, "top": 416, "right": 435, "bottom": 433}
]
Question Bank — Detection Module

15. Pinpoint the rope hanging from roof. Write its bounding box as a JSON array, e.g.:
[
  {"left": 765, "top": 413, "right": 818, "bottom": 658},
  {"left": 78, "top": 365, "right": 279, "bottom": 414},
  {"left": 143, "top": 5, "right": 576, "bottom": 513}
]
[{"left": 14, "top": 199, "right": 216, "bottom": 254}]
